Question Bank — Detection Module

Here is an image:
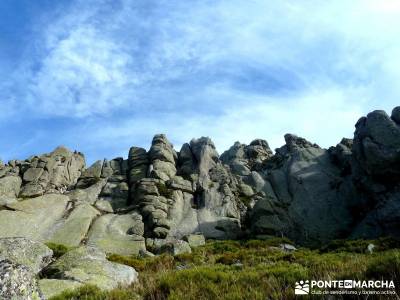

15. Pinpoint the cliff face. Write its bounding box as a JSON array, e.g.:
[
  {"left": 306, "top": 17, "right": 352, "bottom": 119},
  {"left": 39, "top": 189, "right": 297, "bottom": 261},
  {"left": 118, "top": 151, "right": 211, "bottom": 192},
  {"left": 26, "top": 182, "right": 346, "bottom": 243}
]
[{"left": 0, "top": 107, "right": 400, "bottom": 250}]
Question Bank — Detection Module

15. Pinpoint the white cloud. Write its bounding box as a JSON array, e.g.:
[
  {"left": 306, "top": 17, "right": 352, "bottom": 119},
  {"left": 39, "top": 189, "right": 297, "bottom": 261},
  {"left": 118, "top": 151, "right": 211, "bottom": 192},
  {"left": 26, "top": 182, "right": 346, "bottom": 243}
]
[
  {"left": 84, "top": 85, "right": 368, "bottom": 160},
  {"left": 3, "top": 0, "right": 400, "bottom": 162}
]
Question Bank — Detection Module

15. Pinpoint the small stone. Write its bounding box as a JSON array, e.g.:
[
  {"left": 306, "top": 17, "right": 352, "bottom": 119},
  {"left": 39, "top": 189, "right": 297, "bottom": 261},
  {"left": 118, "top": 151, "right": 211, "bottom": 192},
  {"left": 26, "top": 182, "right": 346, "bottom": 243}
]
[
  {"left": 138, "top": 249, "right": 155, "bottom": 258},
  {"left": 0, "top": 176, "right": 22, "bottom": 205},
  {"left": 94, "top": 199, "right": 114, "bottom": 213},
  {"left": 23, "top": 168, "right": 44, "bottom": 182},
  {"left": 280, "top": 244, "right": 297, "bottom": 252},
  {"left": 157, "top": 239, "right": 192, "bottom": 256},
  {"left": 183, "top": 234, "right": 206, "bottom": 248}
]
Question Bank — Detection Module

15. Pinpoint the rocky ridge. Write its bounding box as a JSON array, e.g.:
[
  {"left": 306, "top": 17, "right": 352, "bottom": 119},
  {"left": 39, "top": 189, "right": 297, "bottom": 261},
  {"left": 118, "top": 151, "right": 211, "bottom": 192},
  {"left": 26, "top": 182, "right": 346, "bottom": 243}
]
[{"left": 0, "top": 107, "right": 400, "bottom": 298}]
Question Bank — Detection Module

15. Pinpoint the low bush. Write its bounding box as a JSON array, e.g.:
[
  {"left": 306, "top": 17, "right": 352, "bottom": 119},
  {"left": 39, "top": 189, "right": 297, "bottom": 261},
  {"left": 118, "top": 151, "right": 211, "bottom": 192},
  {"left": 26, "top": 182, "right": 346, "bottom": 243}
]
[
  {"left": 156, "top": 182, "right": 173, "bottom": 198},
  {"left": 366, "top": 250, "right": 400, "bottom": 282},
  {"left": 45, "top": 243, "right": 73, "bottom": 258},
  {"left": 320, "top": 237, "right": 400, "bottom": 253},
  {"left": 107, "top": 253, "right": 174, "bottom": 273},
  {"left": 49, "top": 284, "right": 106, "bottom": 300}
]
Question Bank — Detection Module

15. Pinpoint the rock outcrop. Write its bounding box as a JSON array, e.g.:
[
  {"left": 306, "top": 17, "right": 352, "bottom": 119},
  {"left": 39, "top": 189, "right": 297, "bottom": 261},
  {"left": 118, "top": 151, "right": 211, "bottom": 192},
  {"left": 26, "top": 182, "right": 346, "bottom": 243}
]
[
  {"left": 348, "top": 108, "right": 400, "bottom": 239},
  {"left": 1, "top": 106, "right": 400, "bottom": 297},
  {"left": 44, "top": 246, "right": 138, "bottom": 290},
  {"left": 0, "top": 260, "right": 44, "bottom": 300},
  {"left": 0, "top": 238, "right": 53, "bottom": 273},
  {"left": 249, "top": 134, "right": 357, "bottom": 245},
  {"left": 18, "top": 146, "right": 85, "bottom": 198}
]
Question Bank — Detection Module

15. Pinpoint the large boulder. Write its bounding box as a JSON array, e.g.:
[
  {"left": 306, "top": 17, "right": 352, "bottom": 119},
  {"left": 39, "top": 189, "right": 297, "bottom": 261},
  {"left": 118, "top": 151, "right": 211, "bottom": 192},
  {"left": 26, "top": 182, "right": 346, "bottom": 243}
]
[
  {"left": 0, "top": 194, "right": 69, "bottom": 242},
  {"left": 190, "top": 137, "right": 219, "bottom": 180},
  {"left": 128, "top": 147, "right": 149, "bottom": 186},
  {"left": 250, "top": 134, "right": 356, "bottom": 245},
  {"left": 149, "top": 134, "right": 177, "bottom": 181},
  {"left": 349, "top": 107, "right": 400, "bottom": 239},
  {"left": 0, "top": 175, "right": 22, "bottom": 205},
  {"left": 67, "top": 178, "right": 107, "bottom": 205},
  {"left": 353, "top": 109, "right": 400, "bottom": 181},
  {"left": 48, "top": 203, "right": 100, "bottom": 247},
  {"left": 0, "top": 259, "right": 44, "bottom": 300},
  {"left": 167, "top": 189, "right": 241, "bottom": 240},
  {"left": 19, "top": 146, "right": 85, "bottom": 197},
  {"left": 80, "top": 160, "right": 103, "bottom": 179},
  {"left": 0, "top": 238, "right": 53, "bottom": 273},
  {"left": 132, "top": 178, "right": 173, "bottom": 238},
  {"left": 351, "top": 190, "right": 400, "bottom": 239},
  {"left": 87, "top": 213, "right": 146, "bottom": 256},
  {"left": 23, "top": 168, "right": 44, "bottom": 182},
  {"left": 183, "top": 234, "right": 206, "bottom": 248},
  {"left": 167, "top": 176, "right": 193, "bottom": 193},
  {"left": 147, "top": 238, "right": 191, "bottom": 256},
  {"left": 177, "top": 143, "right": 196, "bottom": 177},
  {"left": 98, "top": 176, "right": 130, "bottom": 211},
  {"left": 221, "top": 139, "right": 273, "bottom": 175},
  {"left": 45, "top": 246, "right": 138, "bottom": 290}
]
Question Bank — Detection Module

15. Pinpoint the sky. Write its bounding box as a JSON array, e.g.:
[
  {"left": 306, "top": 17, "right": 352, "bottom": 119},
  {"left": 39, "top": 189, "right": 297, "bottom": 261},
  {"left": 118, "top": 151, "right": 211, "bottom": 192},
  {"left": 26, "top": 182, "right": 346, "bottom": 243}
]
[{"left": 1, "top": 0, "right": 400, "bottom": 165}]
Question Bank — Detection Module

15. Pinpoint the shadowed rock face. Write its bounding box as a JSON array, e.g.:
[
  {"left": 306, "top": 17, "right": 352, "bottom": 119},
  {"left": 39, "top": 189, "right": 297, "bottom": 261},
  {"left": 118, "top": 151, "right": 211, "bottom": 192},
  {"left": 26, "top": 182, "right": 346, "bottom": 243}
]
[{"left": 0, "top": 107, "right": 400, "bottom": 251}]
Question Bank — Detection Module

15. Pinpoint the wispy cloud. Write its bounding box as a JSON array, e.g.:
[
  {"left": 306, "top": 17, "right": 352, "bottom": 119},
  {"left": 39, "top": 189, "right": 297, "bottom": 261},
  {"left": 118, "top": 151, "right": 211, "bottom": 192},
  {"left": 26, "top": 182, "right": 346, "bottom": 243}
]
[
  {"left": 1, "top": 0, "right": 400, "bottom": 162},
  {"left": 83, "top": 85, "right": 366, "bottom": 155}
]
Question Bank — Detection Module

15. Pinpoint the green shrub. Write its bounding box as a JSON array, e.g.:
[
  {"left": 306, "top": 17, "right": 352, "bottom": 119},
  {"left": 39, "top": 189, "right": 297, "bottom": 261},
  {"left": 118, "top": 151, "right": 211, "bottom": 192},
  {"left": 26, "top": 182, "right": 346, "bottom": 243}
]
[
  {"left": 45, "top": 243, "right": 73, "bottom": 258},
  {"left": 320, "top": 237, "right": 400, "bottom": 253},
  {"left": 107, "top": 254, "right": 146, "bottom": 271},
  {"left": 366, "top": 250, "right": 400, "bottom": 281},
  {"left": 238, "top": 195, "right": 252, "bottom": 207},
  {"left": 49, "top": 284, "right": 106, "bottom": 300},
  {"left": 144, "top": 264, "right": 306, "bottom": 300},
  {"left": 175, "top": 250, "right": 208, "bottom": 265},
  {"left": 244, "top": 237, "right": 294, "bottom": 249},
  {"left": 200, "top": 240, "right": 241, "bottom": 254},
  {"left": 156, "top": 182, "right": 173, "bottom": 198},
  {"left": 107, "top": 253, "right": 174, "bottom": 273},
  {"left": 216, "top": 252, "right": 241, "bottom": 265}
]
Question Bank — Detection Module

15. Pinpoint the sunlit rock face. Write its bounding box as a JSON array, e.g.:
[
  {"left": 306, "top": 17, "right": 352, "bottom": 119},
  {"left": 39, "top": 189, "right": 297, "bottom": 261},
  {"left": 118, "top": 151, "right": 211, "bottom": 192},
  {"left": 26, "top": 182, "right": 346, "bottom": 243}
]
[
  {"left": 0, "top": 107, "right": 400, "bottom": 249},
  {"left": 1, "top": 106, "right": 400, "bottom": 297}
]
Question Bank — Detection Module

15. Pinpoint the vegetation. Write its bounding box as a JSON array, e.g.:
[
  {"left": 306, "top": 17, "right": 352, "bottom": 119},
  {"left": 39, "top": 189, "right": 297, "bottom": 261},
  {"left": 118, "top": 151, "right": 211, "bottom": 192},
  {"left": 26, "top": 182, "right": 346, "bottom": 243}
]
[
  {"left": 320, "top": 237, "right": 400, "bottom": 253},
  {"left": 237, "top": 194, "right": 253, "bottom": 207},
  {"left": 49, "top": 238, "right": 400, "bottom": 300},
  {"left": 156, "top": 182, "right": 173, "bottom": 198},
  {"left": 49, "top": 284, "right": 140, "bottom": 300},
  {"left": 45, "top": 242, "right": 74, "bottom": 258}
]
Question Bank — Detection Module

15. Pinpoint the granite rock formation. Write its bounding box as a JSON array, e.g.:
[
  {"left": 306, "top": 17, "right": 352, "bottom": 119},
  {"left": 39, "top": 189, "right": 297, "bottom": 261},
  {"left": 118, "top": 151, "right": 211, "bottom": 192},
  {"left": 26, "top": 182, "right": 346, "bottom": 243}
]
[{"left": 0, "top": 107, "right": 400, "bottom": 298}]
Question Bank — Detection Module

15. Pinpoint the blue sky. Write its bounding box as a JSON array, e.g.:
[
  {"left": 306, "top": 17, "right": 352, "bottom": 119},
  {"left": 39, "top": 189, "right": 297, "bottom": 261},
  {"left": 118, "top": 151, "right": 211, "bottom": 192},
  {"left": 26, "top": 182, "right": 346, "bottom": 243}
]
[{"left": 1, "top": 0, "right": 400, "bottom": 165}]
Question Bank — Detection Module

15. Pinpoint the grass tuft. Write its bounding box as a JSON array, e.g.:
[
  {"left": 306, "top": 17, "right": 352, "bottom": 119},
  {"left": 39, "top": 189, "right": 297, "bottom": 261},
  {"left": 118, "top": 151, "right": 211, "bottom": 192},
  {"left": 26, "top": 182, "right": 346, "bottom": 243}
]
[
  {"left": 156, "top": 182, "right": 173, "bottom": 198},
  {"left": 45, "top": 243, "right": 73, "bottom": 258}
]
